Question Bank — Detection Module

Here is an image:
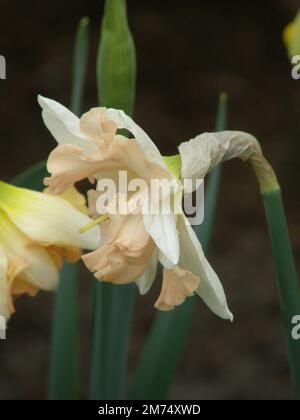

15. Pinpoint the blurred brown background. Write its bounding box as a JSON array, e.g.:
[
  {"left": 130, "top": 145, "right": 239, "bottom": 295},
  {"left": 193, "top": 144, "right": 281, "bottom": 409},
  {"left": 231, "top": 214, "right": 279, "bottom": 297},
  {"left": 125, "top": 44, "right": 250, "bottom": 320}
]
[{"left": 0, "top": 0, "right": 299, "bottom": 400}]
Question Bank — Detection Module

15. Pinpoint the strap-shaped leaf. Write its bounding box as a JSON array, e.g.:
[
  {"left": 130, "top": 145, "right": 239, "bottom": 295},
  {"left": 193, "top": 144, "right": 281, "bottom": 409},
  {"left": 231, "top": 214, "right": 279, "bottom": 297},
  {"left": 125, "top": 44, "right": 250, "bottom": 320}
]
[
  {"left": 47, "top": 17, "right": 90, "bottom": 400},
  {"left": 263, "top": 190, "right": 300, "bottom": 399},
  {"left": 129, "top": 94, "right": 228, "bottom": 400},
  {"left": 89, "top": 0, "right": 136, "bottom": 400}
]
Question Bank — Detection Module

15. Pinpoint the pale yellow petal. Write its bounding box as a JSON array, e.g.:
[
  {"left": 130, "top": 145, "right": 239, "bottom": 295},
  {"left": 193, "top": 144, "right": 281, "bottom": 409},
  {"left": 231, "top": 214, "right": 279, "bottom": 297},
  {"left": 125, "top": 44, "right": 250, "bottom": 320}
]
[
  {"left": 51, "top": 187, "right": 88, "bottom": 214},
  {"left": 0, "top": 209, "right": 59, "bottom": 292},
  {"left": 0, "top": 181, "right": 100, "bottom": 251}
]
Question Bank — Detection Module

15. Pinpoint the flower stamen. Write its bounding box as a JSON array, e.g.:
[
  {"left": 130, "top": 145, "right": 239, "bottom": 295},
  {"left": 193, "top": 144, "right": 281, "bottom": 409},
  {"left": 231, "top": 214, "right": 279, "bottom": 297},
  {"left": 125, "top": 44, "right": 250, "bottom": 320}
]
[{"left": 79, "top": 214, "right": 109, "bottom": 234}]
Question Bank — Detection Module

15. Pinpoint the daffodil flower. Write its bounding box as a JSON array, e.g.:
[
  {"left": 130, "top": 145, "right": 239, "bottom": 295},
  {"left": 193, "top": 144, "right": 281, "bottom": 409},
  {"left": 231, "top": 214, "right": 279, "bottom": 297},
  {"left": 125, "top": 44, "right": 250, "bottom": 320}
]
[
  {"left": 283, "top": 10, "right": 300, "bottom": 58},
  {"left": 0, "top": 181, "right": 100, "bottom": 319},
  {"left": 38, "top": 95, "right": 233, "bottom": 320}
]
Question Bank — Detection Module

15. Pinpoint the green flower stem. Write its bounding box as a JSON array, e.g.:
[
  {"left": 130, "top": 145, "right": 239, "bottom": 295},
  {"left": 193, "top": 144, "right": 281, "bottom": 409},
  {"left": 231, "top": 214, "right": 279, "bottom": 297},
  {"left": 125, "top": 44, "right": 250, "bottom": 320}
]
[
  {"left": 48, "top": 17, "right": 90, "bottom": 400},
  {"left": 70, "top": 17, "right": 90, "bottom": 116},
  {"left": 129, "top": 94, "right": 228, "bottom": 400},
  {"left": 249, "top": 132, "right": 300, "bottom": 398},
  {"left": 262, "top": 189, "right": 300, "bottom": 399},
  {"left": 90, "top": 0, "right": 136, "bottom": 400},
  {"left": 96, "top": 0, "right": 136, "bottom": 115},
  {"left": 48, "top": 263, "right": 79, "bottom": 400}
]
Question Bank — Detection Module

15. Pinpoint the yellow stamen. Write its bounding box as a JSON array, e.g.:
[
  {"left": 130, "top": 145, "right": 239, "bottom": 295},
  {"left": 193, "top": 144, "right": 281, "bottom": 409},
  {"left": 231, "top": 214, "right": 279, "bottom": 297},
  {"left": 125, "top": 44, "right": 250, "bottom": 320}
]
[{"left": 79, "top": 214, "right": 109, "bottom": 234}]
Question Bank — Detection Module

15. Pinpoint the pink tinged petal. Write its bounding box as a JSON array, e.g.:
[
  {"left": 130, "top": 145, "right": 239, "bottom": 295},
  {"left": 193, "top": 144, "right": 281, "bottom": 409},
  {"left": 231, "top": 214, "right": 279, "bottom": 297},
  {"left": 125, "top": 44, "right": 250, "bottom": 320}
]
[
  {"left": 82, "top": 244, "right": 145, "bottom": 285},
  {"left": 8, "top": 257, "right": 32, "bottom": 318},
  {"left": 143, "top": 213, "right": 179, "bottom": 266},
  {"left": 45, "top": 136, "right": 165, "bottom": 195},
  {"left": 56, "top": 187, "right": 88, "bottom": 214},
  {"left": 87, "top": 190, "right": 102, "bottom": 219},
  {"left": 101, "top": 263, "right": 146, "bottom": 285},
  {"left": 177, "top": 215, "right": 233, "bottom": 321},
  {"left": 37, "top": 95, "right": 98, "bottom": 153},
  {"left": 106, "top": 108, "right": 169, "bottom": 170},
  {"left": 97, "top": 136, "right": 171, "bottom": 184},
  {"left": 45, "top": 144, "right": 121, "bottom": 194},
  {"left": 80, "top": 108, "right": 117, "bottom": 139},
  {"left": 83, "top": 214, "right": 155, "bottom": 285},
  {"left": 155, "top": 266, "right": 200, "bottom": 311},
  {"left": 109, "top": 214, "right": 151, "bottom": 253}
]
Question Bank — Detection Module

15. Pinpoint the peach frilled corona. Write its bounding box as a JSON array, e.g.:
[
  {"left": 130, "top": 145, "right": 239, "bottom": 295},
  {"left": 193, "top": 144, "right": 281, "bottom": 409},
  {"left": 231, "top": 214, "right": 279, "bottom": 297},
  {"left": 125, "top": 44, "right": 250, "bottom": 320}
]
[
  {"left": 0, "top": 181, "right": 100, "bottom": 320},
  {"left": 39, "top": 95, "right": 233, "bottom": 320}
]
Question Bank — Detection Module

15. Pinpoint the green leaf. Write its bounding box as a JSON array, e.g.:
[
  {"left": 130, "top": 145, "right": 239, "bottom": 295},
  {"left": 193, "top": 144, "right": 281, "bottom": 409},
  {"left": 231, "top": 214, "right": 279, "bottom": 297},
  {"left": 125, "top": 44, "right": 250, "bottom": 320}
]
[
  {"left": 12, "top": 161, "right": 48, "bottom": 190},
  {"left": 70, "top": 17, "right": 90, "bottom": 116},
  {"left": 48, "top": 263, "right": 79, "bottom": 400},
  {"left": 262, "top": 189, "right": 300, "bottom": 399},
  {"left": 47, "top": 16, "right": 90, "bottom": 400},
  {"left": 129, "top": 94, "right": 228, "bottom": 400},
  {"left": 90, "top": 282, "right": 134, "bottom": 399},
  {"left": 90, "top": 0, "right": 136, "bottom": 400}
]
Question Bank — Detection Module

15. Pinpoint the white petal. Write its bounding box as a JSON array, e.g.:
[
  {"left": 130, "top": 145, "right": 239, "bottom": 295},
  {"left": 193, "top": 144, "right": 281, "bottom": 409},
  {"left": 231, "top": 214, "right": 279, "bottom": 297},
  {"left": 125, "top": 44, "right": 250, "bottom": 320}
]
[
  {"left": 38, "top": 95, "right": 98, "bottom": 153},
  {"left": 0, "top": 183, "right": 100, "bottom": 251},
  {"left": 106, "top": 108, "right": 168, "bottom": 169},
  {"left": 143, "top": 213, "right": 179, "bottom": 266},
  {"left": 135, "top": 252, "right": 158, "bottom": 295},
  {"left": 177, "top": 214, "right": 233, "bottom": 321},
  {"left": 157, "top": 251, "right": 175, "bottom": 269}
]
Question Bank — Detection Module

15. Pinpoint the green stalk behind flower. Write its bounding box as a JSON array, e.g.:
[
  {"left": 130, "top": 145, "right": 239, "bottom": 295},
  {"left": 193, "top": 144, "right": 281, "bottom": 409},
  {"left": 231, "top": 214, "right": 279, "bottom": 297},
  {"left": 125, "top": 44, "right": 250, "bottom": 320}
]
[
  {"left": 238, "top": 137, "right": 300, "bottom": 399},
  {"left": 262, "top": 189, "right": 300, "bottom": 399},
  {"left": 129, "top": 94, "right": 227, "bottom": 400},
  {"left": 48, "top": 17, "right": 90, "bottom": 400},
  {"left": 96, "top": 0, "right": 136, "bottom": 116},
  {"left": 90, "top": 0, "right": 136, "bottom": 400}
]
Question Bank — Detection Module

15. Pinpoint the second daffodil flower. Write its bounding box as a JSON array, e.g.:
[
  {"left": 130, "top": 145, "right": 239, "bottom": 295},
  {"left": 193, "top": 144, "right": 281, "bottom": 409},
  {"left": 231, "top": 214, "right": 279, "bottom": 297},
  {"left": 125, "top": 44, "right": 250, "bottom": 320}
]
[
  {"left": 283, "top": 10, "right": 300, "bottom": 58},
  {"left": 0, "top": 181, "right": 100, "bottom": 320},
  {"left": 38, "top": 95, "right": 233, "bottom": 321}
]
